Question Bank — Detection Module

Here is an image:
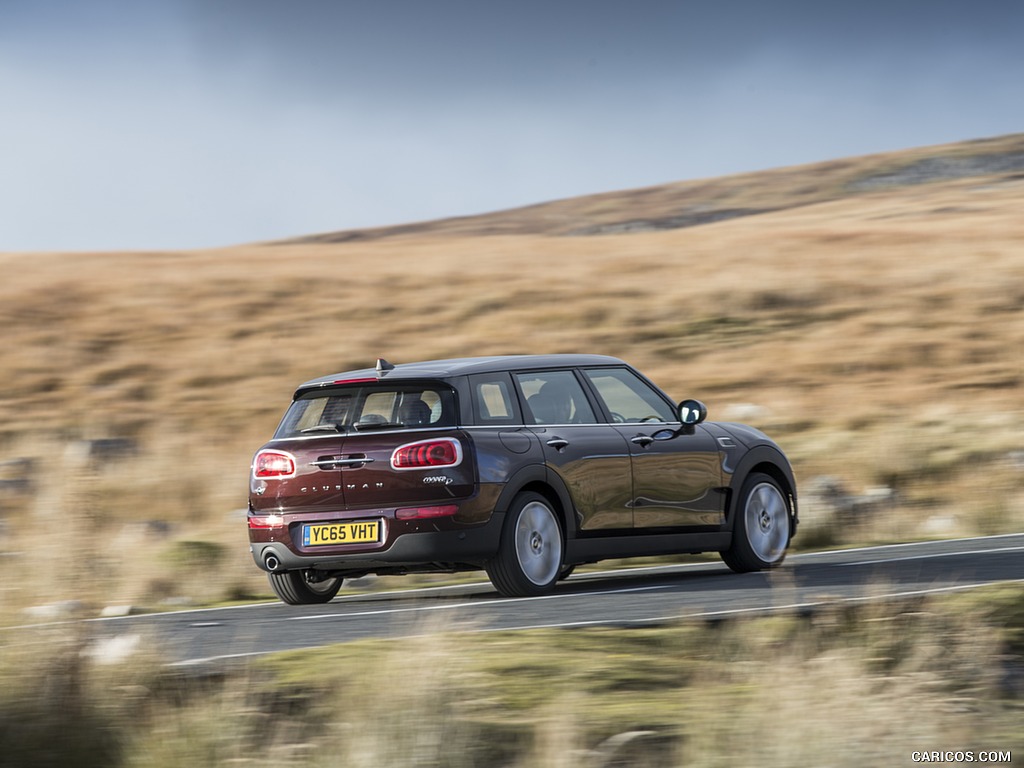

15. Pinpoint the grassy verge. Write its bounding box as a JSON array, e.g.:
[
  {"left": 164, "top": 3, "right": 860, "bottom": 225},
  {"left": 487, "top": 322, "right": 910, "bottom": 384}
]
[{"left": 1, "top": 585, "right": 1021, "bottom": 767}]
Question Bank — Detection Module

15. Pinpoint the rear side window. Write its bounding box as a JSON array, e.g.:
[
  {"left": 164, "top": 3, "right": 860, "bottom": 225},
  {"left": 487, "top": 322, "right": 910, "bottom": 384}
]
[
  {"left": 470, "top": 373, "right": 520, "bottom": 425},
  {"left": 515, "top": 370, "right": 597, "bottom": 425},
  {"left": 274, "top": 384, "right": 457, "bottom": 438}
]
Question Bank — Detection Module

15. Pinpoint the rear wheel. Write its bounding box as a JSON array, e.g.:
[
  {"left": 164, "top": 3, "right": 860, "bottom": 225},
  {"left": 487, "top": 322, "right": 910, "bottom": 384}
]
[
  {"left": 486, "top": 492, "right": 563, "bottom": 597},
  {"left": 268, "top": 569, "right": 343, "bottom": 604},
  {"left": 722, "top": 473, "right": 791, "bottom": 573}
]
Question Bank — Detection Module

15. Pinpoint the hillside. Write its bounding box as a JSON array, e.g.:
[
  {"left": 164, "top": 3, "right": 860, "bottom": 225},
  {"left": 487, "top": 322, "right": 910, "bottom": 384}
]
[
  {"left": 0, "top": 133, "right": 1022, "bottom": 608},
  {"left": 285, "top": 132, "right": 1024, "bottom": 241}
]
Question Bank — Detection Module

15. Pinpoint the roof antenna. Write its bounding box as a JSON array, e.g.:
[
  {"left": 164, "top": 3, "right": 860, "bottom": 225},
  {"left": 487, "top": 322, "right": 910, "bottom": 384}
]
[{"left": 375, "top": 358, "right": 395, "bottom": 377}]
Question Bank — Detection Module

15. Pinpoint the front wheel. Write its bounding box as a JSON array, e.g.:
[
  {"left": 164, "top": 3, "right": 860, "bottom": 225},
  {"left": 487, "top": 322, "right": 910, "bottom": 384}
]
[
  {"left": 721, "top": 473, "right": 791, "bottom": 573},
  {"left": 268, "top": 569, "right": 343, "bottom": 605},
  {"left": 486, "top": 492, "right": 564, "bottom": 597}
]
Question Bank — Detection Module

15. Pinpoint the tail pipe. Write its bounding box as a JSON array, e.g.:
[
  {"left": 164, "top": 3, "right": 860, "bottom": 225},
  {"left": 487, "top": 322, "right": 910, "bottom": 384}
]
[{"left": 263, "top": 552, "right": 282, "bottom": 572}]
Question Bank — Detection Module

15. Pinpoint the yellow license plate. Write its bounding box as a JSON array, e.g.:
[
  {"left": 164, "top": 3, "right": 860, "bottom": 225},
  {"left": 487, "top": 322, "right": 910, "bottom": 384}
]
[{"left": 302, "top": 520, "right": 381, "bottom": 547}]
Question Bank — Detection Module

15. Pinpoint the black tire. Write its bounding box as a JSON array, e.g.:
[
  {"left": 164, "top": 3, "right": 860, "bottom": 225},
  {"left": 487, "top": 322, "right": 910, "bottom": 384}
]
[
  {"left": 268, "top": 570, "right": 343, "bottom": 605},
  {"left": 721, "top": 472, "right": 791, "bottom": 573},
  {"left": 486, "top": 492, "right": 564, "bottom": 597}
]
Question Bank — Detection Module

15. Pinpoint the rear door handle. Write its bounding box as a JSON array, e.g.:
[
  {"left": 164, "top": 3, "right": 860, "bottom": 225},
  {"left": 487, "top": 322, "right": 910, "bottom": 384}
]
[
  {"left": 630, "top": 435, "right": 654, "bottom": 447},
  {"left": 311, "top": 456, "right": 375, "bottom": 469},
  {"left": 546, "top": 438, "right": 569, "bottom": 450}
]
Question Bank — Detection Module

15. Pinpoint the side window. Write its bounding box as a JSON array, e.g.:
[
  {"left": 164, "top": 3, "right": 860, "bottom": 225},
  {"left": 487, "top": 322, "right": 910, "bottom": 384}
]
[
  {"left": 470, "top": 374, "right": 519, "bottom": 425},
  {"left": 515, "top": 370, "right": 597, "bottom": 425},
  {"left": 582, "top": 368, "right": 676, "bottom": 424}
]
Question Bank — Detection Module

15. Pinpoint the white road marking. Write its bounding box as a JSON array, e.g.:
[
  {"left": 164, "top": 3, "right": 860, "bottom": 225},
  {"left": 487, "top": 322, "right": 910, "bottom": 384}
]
[
  {"left": 288, "top": 584, "right": 677, "bottom": 622},
  {"left": 838, "top": 545, "right": 1024, "bottom": 567},
  {"left": 484, "top": 578, "right": 1024, "bottom": 632},
  {"left": 169, "top": 577, "right": 1024, "bottom": 667}
]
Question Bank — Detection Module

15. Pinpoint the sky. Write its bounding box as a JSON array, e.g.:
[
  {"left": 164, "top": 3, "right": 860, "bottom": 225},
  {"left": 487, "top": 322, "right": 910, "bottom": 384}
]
[{"left": 2, "top": 0, "right": 1023, "bottom": 252}]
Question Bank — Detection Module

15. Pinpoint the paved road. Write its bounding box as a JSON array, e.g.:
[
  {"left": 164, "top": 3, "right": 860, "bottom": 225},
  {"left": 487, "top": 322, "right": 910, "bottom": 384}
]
[{"left": 71, "top": 533, "right": 1024, "bottom": 665}]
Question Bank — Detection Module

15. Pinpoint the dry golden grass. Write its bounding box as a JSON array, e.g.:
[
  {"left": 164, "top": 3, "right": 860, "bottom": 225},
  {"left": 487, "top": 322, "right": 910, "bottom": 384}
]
[{"left": 0, "top": 134, "right": 1022, "bottom": 608}]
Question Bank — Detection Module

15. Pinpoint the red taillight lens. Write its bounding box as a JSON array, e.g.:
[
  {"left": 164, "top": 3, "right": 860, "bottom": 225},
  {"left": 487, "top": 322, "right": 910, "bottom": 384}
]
[
  {"left": 395, "top": 505, "right": 459, "bottom": 520},
  {"left": 391, "top": 438, "right": 462, "bottom": 469},
  {"left": 253, "top": 450, "right": 296, "bottom": 478},
  {"left": 248, "top": 514, "right": 285, "bottom": 529}
]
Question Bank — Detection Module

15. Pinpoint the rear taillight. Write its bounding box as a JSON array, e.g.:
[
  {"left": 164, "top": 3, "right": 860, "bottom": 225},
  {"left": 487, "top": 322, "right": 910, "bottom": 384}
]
[
  {"left": 390, "top": 438, "right": 463, "bottom": 469},
  {"left": 395, "top": 504, "right": 458, "bottom": 520},
  {"left": 253, "top": 449, "right": 297, "bottom": 478},
  {"left": 248, "top": 514, "right": 285, "bottom": 529}
]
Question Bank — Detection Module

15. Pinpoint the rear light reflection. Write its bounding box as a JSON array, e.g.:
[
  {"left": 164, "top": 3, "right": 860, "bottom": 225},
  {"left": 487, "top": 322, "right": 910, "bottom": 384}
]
[
  {"left": 391, "top": 438, "right": 463, "bottom": 469},
  {"left": 395, "top": 505, "right": 458, "bottom": 520},
  {"left": 254, "top": 450, "right": 297, "bottom": 478},
  {"left": 248, "top": 514, "right": 285, "bottom": 529}
]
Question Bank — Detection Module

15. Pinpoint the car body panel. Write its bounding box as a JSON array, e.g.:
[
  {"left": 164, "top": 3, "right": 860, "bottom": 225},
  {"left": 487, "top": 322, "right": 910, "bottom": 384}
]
[
  {"left": 250, "top": 436, "right": 346, "bottom": 514},
  {"left": 615, "top": 424, "right": 727, "bottom": 528},
  {"left": 530, "top": 424, "right": 634, "bottom": 530},
  {"left": 337, "top": 429, "right": 475, "bottom": 510}
]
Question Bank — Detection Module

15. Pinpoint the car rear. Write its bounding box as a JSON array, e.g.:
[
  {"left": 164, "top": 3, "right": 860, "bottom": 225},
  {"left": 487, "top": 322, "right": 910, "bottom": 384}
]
[{"left": 247, "top": 376, "right": 500, "bottom": 588}]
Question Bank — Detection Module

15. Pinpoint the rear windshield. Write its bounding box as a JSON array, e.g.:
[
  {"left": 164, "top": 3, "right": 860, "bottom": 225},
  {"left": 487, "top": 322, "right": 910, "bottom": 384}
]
[{"left": 274, "top": 383, "right": 457, "bottom": 439}]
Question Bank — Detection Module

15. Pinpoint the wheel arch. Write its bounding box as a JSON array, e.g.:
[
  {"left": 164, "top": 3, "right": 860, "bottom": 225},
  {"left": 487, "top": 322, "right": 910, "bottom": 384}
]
[
  {"left": 725, "top": 446, "right": 798, "bottom": 537},
  {"left": 493, "top": 464, "right": 576, "bottom": 540}
]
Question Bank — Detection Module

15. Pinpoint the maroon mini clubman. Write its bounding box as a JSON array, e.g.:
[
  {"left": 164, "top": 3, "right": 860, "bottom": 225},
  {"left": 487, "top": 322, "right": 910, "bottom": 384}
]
[{"left": 248, "top": 354, "right": 797, "bottom": 603}]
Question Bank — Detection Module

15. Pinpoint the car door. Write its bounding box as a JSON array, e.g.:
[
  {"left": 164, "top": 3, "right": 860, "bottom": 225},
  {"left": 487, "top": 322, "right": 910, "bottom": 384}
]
[
  {"left": 251, "top": 390, "right": 356, "bottom": 515},
  {"left": 581, "top": 367, "right": 726, "bottom": 528},
  {"left": 513, "top": 369, "right": 633, "bottom": 531}
]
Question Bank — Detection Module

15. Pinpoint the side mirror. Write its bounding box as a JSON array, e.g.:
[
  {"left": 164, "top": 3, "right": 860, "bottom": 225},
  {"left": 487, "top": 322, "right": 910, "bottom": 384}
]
[
  {"left": 652, "top": 399, "right": 708, "bottom": 440},
  {"left": 678, "top": 399, "right": 707, "bottom": 425}
]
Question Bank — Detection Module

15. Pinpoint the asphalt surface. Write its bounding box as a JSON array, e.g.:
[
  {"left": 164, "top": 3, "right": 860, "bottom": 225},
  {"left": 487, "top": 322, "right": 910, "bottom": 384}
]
[{"left": 42, "top": 534, "right": 1024, "bottom": 666}]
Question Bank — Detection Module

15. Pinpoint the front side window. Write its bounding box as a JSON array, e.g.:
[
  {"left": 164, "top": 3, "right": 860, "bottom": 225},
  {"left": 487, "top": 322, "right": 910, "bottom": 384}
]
[
  {"left": 515, "top": 370, "right": 597, "bottom": 425},
  {"left": 582, "top": 368, "right": 676, "bottom": 423},
  {"left": 274, "top": 384, "right": 456, "bottom": 438}
]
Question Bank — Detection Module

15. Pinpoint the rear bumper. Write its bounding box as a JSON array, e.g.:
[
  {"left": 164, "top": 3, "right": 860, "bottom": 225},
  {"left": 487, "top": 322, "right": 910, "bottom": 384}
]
[
  {"left": 250, "top": 512, "right": 505, "bottom": 573},
  {"left": 247, "top": 485, "right": 506, "bottom": 574}
]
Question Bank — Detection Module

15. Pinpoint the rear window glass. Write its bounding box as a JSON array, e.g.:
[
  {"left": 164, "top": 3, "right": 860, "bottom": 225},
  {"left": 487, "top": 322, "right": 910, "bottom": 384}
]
[{"left": 274, "top": 384, "right": 457, "bottom": 438}]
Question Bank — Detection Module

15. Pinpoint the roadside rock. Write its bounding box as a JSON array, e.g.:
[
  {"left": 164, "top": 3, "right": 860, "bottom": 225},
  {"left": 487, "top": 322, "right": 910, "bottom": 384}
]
[
  {"left": 100, "top": 604, "right": 145, "bottom": 618},
  {"left": 84, "top": 633, "right": 142, "bottom": 665}
]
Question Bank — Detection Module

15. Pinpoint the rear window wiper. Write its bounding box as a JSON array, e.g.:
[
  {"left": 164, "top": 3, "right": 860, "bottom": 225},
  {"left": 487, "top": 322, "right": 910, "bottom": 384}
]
[
  {"left": 299, "top": 424, "right": 344, "bottom": 434},
  {"left": 352, "top": 421, "right": 406, "bottom": 431}
]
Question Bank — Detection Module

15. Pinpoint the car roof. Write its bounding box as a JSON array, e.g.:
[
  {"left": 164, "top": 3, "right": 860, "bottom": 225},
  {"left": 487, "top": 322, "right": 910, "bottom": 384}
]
[{"left": 297, "top": 354, "right": 627, "bottom": 392}]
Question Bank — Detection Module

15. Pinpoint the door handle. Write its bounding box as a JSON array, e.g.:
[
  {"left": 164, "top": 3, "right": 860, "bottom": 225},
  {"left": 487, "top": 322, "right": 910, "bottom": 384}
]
[
  {"left": 630, "top": 435, "right": 654, "bottom": 447},
  {"left": 545, "top": 438, "right": 569, "bottom": 450},
  {"left": 311, "top": 456, "right": 375, "bottom": 468}
]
